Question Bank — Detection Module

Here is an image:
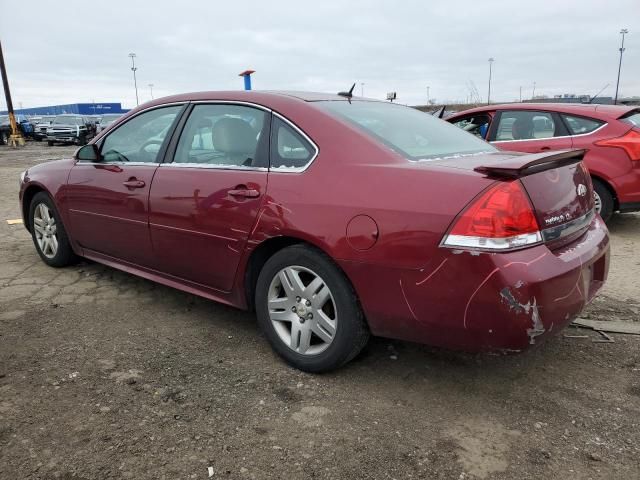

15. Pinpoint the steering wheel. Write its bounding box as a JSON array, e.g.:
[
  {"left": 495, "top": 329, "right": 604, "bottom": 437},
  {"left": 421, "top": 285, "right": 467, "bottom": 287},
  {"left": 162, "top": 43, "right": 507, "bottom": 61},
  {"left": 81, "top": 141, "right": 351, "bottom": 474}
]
[{"left": 138, "top": 139, "right": 164, "bottom": 162}]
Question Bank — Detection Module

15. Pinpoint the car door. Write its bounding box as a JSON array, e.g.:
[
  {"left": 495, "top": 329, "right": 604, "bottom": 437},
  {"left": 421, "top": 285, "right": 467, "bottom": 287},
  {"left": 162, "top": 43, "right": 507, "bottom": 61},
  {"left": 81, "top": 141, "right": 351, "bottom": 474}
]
[
  {"left": 489, "top": 110, "right": 572, "bottom": 153},
  {"left": 147, "top": 103, "right": 270, "bottom": 292},
  {"left": 65, "top": 104, "right": 185, "bottom": 266}
]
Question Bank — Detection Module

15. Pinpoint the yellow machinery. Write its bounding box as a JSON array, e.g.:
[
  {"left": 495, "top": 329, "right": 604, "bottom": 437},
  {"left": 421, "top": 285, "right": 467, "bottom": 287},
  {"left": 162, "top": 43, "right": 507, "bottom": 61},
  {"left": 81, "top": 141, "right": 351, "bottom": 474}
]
[{"left": 0, "top": 40, "right": 25, "bottom": 148}]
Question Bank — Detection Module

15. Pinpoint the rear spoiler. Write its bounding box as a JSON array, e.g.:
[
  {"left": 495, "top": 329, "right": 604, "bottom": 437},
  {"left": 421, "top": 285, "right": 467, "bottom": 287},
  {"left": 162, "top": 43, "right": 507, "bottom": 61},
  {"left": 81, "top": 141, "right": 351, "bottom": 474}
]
[{"left": 474, "top": 149, "right": 586, "bottom": 179}]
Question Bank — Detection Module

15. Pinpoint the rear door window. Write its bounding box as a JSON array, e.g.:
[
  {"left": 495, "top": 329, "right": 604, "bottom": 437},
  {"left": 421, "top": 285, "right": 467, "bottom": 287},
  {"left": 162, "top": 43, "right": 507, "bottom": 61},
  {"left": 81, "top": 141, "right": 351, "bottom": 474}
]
[
  {"left": 494, "top": 111, "right": 558, "bottom": 141},
  {"left": 173, "top": 104, "right": 267, "bottom": 168},
  {"left": 561, "top": 114, "right": 605, "bottom": 135}
]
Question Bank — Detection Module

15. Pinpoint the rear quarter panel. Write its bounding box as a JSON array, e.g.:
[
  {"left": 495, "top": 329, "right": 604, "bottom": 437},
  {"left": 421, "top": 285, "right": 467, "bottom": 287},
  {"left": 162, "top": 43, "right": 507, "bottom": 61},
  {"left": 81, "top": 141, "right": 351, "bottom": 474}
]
[{"left": 246, "top": 106, "right": 496, "bottom": 270}]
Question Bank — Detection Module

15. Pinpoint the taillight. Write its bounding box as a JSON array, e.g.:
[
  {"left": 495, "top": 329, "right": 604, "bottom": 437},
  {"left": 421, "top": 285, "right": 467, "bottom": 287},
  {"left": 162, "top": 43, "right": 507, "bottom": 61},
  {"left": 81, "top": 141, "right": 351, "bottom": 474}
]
[
  {"left": 594, "top": 129, "right": 640, "bottom": 161},
  {"left": 442, "top": 180, "right": 542, "bottom": 251}
]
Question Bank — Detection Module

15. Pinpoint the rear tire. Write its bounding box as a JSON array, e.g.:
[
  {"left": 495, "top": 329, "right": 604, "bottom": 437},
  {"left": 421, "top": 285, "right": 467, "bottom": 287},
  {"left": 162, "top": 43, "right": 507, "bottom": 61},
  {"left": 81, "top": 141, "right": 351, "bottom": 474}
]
[
  {"left": 47, "top": 141, "right": 54, "bottom": 146},
  {"left": 29, "top": 192, "right": 78, "bottom": 267},
  {"left": 592, "top": 178, "right": 614, "bottom": 223},
  {"left": 255, "top": 244, "right": 369, "bottom": 372}
]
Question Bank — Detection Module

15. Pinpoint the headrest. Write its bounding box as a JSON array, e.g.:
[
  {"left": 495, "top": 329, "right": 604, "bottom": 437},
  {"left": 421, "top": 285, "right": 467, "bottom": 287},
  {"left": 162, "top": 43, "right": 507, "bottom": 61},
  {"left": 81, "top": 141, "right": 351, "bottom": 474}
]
[{"left": 212, "top": 117, "right": 257, "bottom": 154}]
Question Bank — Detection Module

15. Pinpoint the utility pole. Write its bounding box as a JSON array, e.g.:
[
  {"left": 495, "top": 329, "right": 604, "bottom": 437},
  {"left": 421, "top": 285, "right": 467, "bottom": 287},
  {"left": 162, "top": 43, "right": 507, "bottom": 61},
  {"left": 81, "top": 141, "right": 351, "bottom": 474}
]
[
  {"left": 360, "top": 82, "right": 364, "bottom": 97},
  {"left": 0, "top": 40, "right": 25, "bottom": 147},
  {"left": 128, "top": 53, "right": 139, "bottom": 107},
  {"left": 427, "top": 86, "right": 430, "bottom": 104},
  {"left": 148, "top": 83, "right": 154, "bottom": 100},
  {"left": 614, "top": 29, "right": 629, "bottom": 105},
  {"left": 487, "top": 58, "right": 494, "bottom": 105},
  {"left": 532, "top": 81, "right": 536, "bottom": 100},
  {"left": 519, "top": 86, "right": 522, "bottom": 102}
]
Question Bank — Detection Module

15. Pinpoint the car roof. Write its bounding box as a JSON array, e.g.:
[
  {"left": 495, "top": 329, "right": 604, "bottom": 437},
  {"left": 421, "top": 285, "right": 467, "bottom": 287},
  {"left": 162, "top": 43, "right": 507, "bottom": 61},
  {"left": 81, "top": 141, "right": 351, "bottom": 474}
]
[
  {"left": 449, "top": 102, "right": 638, "bottom": 121},
  {"left": 143, "top": 90, "right": 382, "bottom": 105}
]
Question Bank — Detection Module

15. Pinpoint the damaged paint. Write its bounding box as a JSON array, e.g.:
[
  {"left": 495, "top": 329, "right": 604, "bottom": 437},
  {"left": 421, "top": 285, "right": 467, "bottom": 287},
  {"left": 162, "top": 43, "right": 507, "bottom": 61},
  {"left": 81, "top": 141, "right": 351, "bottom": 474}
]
[
  {"left": 500, "top": 287, "right": 524, "bottom": 313},
  {"left": 524, "top": 298, "right": 545, "bottom": 344},
  {"left": 500, "top": 288, "right": 545, "bottom": 344}
]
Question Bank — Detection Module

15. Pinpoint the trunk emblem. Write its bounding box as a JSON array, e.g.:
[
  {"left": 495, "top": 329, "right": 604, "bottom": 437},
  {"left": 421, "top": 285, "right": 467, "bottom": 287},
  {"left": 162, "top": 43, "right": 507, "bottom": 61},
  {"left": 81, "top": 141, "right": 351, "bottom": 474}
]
[{"left": 577, "top": 184, "right": 587, "bottom": 197}]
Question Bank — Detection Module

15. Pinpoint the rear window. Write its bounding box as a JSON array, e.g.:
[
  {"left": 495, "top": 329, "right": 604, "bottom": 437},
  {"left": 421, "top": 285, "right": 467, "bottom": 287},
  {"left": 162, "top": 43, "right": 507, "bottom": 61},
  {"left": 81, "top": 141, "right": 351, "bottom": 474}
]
[
  {"left": 317, "top": 101, "right": 496, "bottom": 161},
  {"left": 621, "top": 110, "right": 640, "bottom": 127},
  {"left": 561, "top": 114, "right": 605, "bottom": 135}
]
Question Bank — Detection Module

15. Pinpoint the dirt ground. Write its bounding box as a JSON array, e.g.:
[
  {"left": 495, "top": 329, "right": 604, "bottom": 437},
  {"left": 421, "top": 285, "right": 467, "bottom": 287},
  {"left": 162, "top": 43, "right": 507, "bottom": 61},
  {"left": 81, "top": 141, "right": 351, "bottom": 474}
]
[{"left": 0, "top": 142, "right": 639, "bottom": 480}]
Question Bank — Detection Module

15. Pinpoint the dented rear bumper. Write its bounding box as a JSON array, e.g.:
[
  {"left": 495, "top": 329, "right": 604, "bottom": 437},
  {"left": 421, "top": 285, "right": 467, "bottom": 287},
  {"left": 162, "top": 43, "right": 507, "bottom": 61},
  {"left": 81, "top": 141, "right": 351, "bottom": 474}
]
[{"left": 339, "top": 215, "right": 609, "bottom": 352}]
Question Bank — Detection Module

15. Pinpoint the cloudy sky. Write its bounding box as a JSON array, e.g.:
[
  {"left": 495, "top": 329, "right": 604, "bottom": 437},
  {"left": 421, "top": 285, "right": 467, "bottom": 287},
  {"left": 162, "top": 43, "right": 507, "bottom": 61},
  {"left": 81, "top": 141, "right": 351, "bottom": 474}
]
[{"left": 1, "top": 0, "right": 638, "bottom": 109}]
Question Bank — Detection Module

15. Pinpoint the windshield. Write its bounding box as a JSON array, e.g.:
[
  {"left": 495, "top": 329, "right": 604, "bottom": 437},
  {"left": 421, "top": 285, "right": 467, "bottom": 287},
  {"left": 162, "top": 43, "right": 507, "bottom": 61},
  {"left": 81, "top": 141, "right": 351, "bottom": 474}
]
[
  {"left": 317, "top": 101, "right": 496, "bottom": 161},
  {"left": 54, "top": 116, "right": 83, "bottom": 125}
]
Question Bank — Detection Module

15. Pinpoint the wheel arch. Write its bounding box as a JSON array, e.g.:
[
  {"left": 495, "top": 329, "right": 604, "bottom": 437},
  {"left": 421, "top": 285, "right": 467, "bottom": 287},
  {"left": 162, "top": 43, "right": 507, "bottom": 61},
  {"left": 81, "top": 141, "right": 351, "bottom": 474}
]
[
  {"left": 243, "top": 235, "right": 363, "bottom": 316},
  {"left": 21, "top": 184, "right": 49, "bottom": 232},
  {"left": 590, "top": 173, "right": 619, "bottom": 211}
]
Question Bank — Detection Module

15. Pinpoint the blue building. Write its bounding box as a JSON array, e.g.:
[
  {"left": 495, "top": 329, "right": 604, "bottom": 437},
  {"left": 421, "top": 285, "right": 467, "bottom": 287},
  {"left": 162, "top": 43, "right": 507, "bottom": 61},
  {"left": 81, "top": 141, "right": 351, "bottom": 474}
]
[{"left": 1, "top": 103, "right": 129, "bottom": 116}]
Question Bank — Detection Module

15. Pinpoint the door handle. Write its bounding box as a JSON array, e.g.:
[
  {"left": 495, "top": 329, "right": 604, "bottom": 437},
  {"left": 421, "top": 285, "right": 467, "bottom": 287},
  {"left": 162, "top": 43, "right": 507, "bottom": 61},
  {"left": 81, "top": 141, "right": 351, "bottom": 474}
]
[
  {"left": 228, "top": 187, "right": 260, "bottom": 198},
  {"left": 122, "top": 179, "right": 146, "bottom": 188},
  {"left": 540, "top": 146, "right": 551, "bottom": 151}
]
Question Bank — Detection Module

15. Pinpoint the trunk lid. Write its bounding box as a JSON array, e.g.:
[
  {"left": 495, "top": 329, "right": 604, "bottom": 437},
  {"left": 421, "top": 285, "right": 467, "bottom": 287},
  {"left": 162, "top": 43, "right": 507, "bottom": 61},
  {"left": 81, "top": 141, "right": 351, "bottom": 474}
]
[{"left": 431, "top": 149, "right": 595, "bottom": 246}]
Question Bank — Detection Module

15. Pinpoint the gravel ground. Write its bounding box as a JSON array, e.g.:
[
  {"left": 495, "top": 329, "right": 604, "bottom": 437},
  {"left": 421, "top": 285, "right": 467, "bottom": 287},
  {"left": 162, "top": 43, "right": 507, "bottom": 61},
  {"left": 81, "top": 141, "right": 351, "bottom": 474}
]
[{"left": 1, "top": 142, "right": 639, "bottom": 480}]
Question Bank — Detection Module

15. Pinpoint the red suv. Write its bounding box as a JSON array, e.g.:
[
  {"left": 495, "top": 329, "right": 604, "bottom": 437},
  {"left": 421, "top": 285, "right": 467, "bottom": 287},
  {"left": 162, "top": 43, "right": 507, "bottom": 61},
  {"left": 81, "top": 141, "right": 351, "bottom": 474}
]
[{"left": 447, "top": 104, "right": 640, "bottom": 221}]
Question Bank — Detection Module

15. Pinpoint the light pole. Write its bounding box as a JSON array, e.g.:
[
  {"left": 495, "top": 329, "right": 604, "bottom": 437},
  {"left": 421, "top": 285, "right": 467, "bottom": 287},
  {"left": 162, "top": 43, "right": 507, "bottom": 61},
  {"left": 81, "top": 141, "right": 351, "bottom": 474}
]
[
  {"left": 487, "top": 58, "right": 494, "bottom": 105},
  {"left": 614, "top": 28, "right": 629, "bottom": 105},
  {"left": 532, "top": 81, "right": 536, "bottom": 100},
  {"left": 148, "top": 83, "right": 154, "bottom": 100},
  {"left": 128, "top": 53, "right": 139, "bottom": 106},
  {"left": 360, "top": 82, "right": 364, "bottom": 96},
  {"left": 519, "top": 86, "right": 522, "bottom": 102},
  {"left": 427, "top": 86, "right": 430, "bottom": 104}
]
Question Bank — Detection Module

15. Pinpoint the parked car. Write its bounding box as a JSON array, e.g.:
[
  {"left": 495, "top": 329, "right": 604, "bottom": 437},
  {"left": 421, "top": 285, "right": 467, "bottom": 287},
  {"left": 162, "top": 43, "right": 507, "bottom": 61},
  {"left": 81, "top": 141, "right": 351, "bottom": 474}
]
[
  {"left": 0, "top": 114, "right": 34, "bottom": 144},
  {"left": 32, "top": 115, "right": 55, "bottom": 141},
  {"left": 96, "top": 113, "right": 123, "bottom": 133},
  {"left": 46, "top": 114, "right": 91, "bottom": 146},
  {"left": 446, "top": 103, "right": 640, "bottom": 222},
  {"left": 18, "top": 91, "right": 609, "bottom": 372}
]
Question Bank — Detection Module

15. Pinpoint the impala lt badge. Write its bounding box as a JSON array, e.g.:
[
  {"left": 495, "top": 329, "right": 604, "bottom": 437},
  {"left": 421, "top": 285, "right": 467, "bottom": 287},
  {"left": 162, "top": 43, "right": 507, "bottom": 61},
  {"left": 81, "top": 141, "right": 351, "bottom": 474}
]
[{"left": 577, "top": 184, "right": 587, "bottom": 197}]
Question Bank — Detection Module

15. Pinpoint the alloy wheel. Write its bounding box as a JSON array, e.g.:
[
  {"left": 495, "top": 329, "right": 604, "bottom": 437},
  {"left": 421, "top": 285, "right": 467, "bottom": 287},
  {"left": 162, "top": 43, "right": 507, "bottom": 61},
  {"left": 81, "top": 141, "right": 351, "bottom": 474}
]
[
  {"left": 267, "top": 266, "right": 338, "bottom": 355},
  {"left": 33, "top": 203, "right": 58, "bottom": 258},
  {"left": 593, "top": 191, "right": 602, "bottom": 214}
]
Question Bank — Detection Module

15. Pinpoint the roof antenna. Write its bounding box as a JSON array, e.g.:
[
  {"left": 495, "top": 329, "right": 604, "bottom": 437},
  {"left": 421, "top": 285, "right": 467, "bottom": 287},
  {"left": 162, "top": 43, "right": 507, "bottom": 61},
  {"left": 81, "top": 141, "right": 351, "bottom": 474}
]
[{"left": 338, "top": 83, "right": 356, "bottom": 100}]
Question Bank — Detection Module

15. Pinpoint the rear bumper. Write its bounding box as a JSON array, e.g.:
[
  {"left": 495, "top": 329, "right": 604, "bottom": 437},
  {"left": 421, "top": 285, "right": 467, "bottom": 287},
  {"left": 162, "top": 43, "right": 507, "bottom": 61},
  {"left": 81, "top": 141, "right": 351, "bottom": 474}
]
[{"left": 340, "top": 215, "right": 610, "bottom": 352}]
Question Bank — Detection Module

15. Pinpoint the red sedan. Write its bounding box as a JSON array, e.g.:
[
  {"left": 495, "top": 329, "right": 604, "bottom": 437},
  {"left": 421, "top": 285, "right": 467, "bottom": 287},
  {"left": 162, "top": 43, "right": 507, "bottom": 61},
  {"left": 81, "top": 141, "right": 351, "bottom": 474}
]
[
  {"left": 446, "top": 103, "right": 640, "bottom": 222},
  {"left": 18, "top": 91, "right": 609, "bottom": 372}
]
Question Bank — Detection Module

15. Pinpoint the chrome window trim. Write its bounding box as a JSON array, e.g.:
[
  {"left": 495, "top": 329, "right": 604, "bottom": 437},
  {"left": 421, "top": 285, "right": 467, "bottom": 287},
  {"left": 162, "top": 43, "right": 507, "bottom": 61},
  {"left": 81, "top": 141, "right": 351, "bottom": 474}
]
[
  {"left": 541, "top": 209, "right": 595, "bottom": 243},
  {"left": 75, "top": 161, "right": 161, "bottom": 166},
  {"left": 491, "top": 122, "right": 608, "bottom": 144},
  {"left": 190, "top": 100, "right": 272, "bottom": 113},
  {"left": 269, "top": 111, "right": 319, "bottom": 173},
  {"left": 159, "top": 163, "right": 268, "bottom": 172}
]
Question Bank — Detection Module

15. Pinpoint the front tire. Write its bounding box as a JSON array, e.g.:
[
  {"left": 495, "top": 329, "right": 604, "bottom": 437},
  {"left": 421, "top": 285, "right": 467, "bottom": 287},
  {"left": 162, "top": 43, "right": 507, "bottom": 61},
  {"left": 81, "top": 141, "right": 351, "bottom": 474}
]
[
  {"left": 29, "top": 192, "right": 77, "bottom": 267},
  {"left": 593, "top": 178, "right": 614, "bottom": 223},
  {"left": 47, "top": 140, "right": 54, "bottom": 146},
  {"left": 255, "top": 244, "right": 369, "bottom": 372}
]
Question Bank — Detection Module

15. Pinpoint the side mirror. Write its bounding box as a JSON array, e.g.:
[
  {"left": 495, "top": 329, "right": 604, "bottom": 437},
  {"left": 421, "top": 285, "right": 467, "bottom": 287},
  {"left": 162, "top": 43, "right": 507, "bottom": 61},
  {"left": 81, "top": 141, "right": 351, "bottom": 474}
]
[{"left": 75, "top": 144, "right": 99, "bottom": 162}]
